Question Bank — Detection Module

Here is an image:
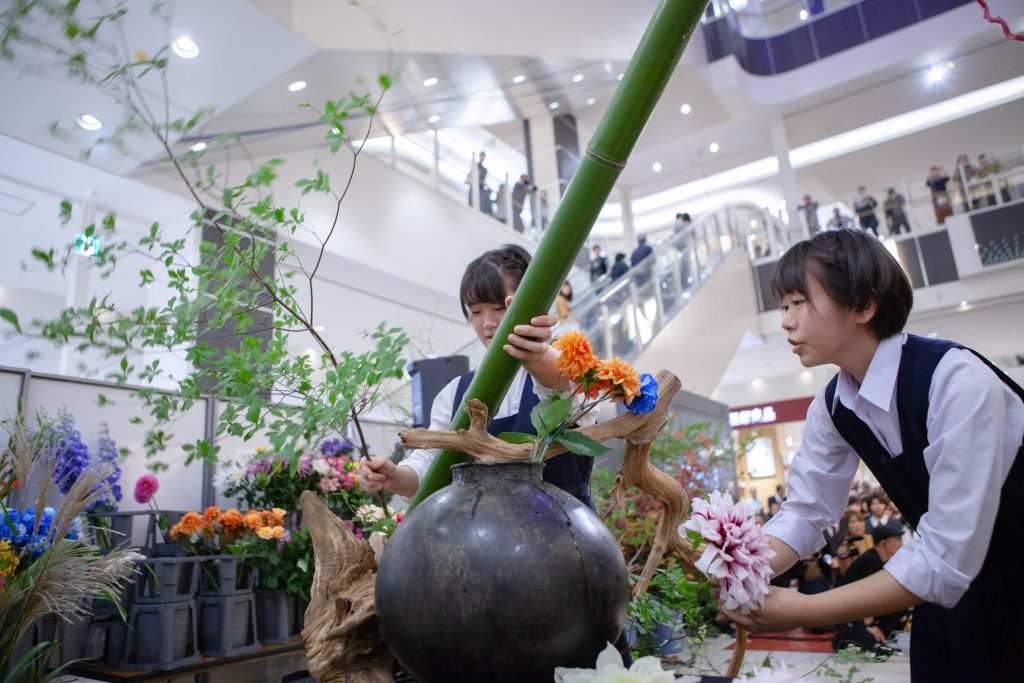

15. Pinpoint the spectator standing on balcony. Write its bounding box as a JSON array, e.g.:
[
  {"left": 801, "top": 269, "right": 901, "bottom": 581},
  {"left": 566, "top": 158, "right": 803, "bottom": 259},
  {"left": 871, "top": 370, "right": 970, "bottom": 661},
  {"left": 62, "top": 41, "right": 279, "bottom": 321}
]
[
  {"left": 826, "top": 207, "right": 853, "bottom": 231},
  {"left": 673, "top": 212, "right": 691, "bottom": 235},
  {"left": 800, "top": 195, "right": 821, "bottom": 236},
  {"left": 854, "top": 187, "right": 880, "bottom": 237},
  {"left": 954, "top": 154, "right": 976, "bottom": 212},
  {"left": 589, "top": 244, "right": 608, "bottom": 282},
  {"left": 630, "top": 235, "right": 654, "bottom": 287},
  {"left": 468, "top": 152, "right": 491, "bottom": 214},
  {"left": 883, "top": 188, "right": 910, "bottom": 236},
  {"left": 610, "top": 252, "right": 629, "bottom": 281},
  {"left": 511, "top": 174, "right": 535, "bottom": 233},
  {"left": 925, "top": 165, "right": 952, "bottom": 225},
  {"left": 494, "top": 183, "right": 508, "bottom": 224},
  {"left": 554, "top": 280, "right": 578, "bottom": 332}
]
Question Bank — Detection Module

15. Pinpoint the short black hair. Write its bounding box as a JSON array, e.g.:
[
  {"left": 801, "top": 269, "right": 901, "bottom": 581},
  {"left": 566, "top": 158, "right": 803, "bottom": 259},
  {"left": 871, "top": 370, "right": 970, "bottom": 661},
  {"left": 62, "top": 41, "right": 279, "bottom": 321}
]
[
  {"left": 459, "top": 244, "right": 531, "bottom": 319},
  {"left": 770, "top": 229, "right": 912, "bottom": 339}
]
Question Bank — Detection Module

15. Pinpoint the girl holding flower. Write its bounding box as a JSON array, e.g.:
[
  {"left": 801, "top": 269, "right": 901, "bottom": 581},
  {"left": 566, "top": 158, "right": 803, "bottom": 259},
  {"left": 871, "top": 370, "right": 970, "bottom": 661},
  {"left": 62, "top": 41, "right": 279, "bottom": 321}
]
[{"left": 359, "top": 245, "right": 599, "bottom": 507}]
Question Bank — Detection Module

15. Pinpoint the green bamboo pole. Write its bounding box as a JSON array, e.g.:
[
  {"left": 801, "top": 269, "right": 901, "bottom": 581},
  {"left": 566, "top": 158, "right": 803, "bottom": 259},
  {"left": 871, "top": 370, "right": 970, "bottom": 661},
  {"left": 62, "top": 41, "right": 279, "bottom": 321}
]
[{"left": 409, "top": 0, "right": 708, "bottom": 510}]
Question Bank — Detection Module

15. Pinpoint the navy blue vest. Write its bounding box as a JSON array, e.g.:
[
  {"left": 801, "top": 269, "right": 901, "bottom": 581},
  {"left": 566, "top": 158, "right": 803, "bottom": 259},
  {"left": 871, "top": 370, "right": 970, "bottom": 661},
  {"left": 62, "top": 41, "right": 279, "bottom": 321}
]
[
  {"left": 452, "top": 371, "right": 595, "bottom": 507},
  {"left": 824, "top": 334, "right": 1024, "bottom": 531},
  {"left": 826, "top": 335, "right": 1024, "bottom": 676}
]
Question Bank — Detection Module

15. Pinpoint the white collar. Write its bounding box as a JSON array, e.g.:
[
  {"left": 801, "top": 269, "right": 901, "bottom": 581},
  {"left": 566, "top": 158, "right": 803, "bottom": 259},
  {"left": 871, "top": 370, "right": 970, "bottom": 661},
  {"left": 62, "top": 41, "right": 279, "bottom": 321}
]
[{"left": 832, "top": 334, "right": 905, "bottom": 412}]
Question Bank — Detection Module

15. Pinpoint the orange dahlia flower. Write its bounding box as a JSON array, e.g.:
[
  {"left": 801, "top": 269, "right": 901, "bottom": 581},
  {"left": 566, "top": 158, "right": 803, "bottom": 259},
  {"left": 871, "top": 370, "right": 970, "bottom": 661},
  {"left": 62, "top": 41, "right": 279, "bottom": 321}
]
[
  {"left": 241, "top": 510, "right": 263, "bottom": 531},
  {"left": 202, "top": 506, "right": 221, "bottom": 523},
  {"left": 219, "top": 508, "right": 245, "bottom": 530},
  {"left": 596, "top": 357, "right": 641, "bottom": 402},
  {"left": 177, "top": 511, "right": 203, "bottom": 535},
  {"left": 553, "top": 331, "right": 598, "bottom": 380}
]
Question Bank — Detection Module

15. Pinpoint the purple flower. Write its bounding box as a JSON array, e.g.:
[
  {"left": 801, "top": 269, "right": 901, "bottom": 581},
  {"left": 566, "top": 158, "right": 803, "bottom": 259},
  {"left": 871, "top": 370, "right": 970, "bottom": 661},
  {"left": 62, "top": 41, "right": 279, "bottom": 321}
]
[
  {"left": 320, "top": 438, "right": 355, "bottom": 457},
  {"left": 624, "top": 373, "right": 658, "bottom": 416},
  {"left": 134, "top": 474, "right": 160, "bottom": 504}
]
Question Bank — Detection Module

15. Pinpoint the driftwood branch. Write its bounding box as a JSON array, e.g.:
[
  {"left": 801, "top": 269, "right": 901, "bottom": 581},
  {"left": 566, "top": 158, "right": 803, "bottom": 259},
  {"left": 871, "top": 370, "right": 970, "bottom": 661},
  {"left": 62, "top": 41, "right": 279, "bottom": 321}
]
[{"left": 300, "top": 491, "right": 392, "bottom": 683}]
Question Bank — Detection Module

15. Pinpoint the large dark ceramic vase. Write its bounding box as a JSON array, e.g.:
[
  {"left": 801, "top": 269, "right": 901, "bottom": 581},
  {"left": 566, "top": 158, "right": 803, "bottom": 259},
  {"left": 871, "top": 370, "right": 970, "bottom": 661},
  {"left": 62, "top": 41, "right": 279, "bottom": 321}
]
[{"left": 376, "top": 461, "right": 628, "bottom": 683}]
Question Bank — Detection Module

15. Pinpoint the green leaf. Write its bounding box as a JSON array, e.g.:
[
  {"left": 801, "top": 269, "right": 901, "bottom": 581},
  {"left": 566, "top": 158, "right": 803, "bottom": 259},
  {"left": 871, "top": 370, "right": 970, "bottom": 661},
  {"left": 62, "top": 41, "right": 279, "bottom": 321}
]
[
  {"left": 496, "top": 431, "right": 535, "bottom": 445},
  {"left": 0, "top": 308, "right": 21, "bottom": 333},
  {"left": 59, "top": 199, "right": 73, "bottom": 224},
  {"left": 555, "top": 430, "right": 610, "bottom": 458},
  {"left": 539, "top": 395, "right": 572, "bottom": 432}
]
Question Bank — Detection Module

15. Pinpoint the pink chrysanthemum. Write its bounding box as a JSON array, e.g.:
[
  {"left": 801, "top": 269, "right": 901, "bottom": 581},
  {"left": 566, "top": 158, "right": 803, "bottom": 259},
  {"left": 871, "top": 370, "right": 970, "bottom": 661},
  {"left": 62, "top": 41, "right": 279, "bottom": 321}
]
[
  {"left": 682, "top": 490, "right": 774, "bottom": 615},
  {"left": 133, "top": 474, "right": 160, "bottom": 504}
]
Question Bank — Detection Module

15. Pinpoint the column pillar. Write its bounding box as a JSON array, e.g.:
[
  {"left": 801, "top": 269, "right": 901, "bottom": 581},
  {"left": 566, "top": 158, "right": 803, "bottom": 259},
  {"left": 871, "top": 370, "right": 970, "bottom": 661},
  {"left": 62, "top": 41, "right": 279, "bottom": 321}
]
[
  {"left": 769, "top": 117, "right": 805, "bottom": 240},
  {"left": 619, "top": 185, "right": 637, "bottom": 251}
]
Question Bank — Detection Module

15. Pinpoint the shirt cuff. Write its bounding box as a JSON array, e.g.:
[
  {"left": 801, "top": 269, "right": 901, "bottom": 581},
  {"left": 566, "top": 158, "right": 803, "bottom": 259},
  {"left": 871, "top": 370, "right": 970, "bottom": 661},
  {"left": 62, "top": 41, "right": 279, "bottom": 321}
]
[
  {"left": 763, "top": 511, "right": 826, "bottom": 560},
  {"left": 883, "top": 543, "right": 973, "bottom": 608}
]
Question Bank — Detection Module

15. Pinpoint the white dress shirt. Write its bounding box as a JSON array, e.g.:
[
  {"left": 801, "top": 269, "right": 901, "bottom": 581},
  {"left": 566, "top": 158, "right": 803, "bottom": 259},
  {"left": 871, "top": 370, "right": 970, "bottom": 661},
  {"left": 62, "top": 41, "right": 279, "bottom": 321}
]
[
  {"left": 765, "top": 333, "right": 1024, "bottom": 608},
  {"left": 398, "top": 366, "right": 597, "bottom": 488}
]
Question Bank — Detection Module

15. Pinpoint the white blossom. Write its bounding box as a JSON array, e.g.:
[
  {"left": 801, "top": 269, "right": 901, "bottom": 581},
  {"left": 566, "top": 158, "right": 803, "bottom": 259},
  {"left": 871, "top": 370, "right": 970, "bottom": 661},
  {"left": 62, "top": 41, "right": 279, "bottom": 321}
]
[
  {"left": 312, "top": 457, "right": 331, "bottom": 475},
  {"left": 554, "top": 642, "right": 674, "bottom": 683}
]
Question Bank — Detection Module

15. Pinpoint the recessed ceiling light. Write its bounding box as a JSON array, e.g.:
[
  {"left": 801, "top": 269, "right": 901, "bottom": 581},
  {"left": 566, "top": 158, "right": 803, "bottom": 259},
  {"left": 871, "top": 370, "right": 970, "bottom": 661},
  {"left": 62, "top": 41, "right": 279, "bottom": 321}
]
[
  {"left": 680, "top": 103, "right": 692, "bottom": 115},
  {"left": 586, "top": 97, "right": 596, "bottom": 106},
  {"left": 749, "top": 219, "right": 758, "bottom": 228},
  {"left": 959, "top": 300, "right": 969, "bottom": 308},
  {"left": 945, "top": 60, "right": 955, "bottom": 70},
  {"left": 512, "top": 74, "right": 526, "bottom": 84},
  {"left": 548, "top": 102, "right": 560, "bottom": 110},
  {"left": 709, "top": 142, "right": 720, "bottom": 153},
  {"left": 423, "top": 77, "right": 438, "bottom": 87},
  {"left": 190, "top": 141, "right": 207, "bottom": 152},
  {"left": 926, "top": 64, "right": 945, "bottom": 84},
  {"left": 616, "top": 73, "right": 624, "bottom": 81},
  {"left": 651, "top": 162, "right": 662, "bottom": 173},
  {"left": 428, "top": 114, "right": 440, "bottom": 124},
  {"left": 288, "top": 80, "right": 307, "bottom": 92},
  {"left": 171, "top": 36, "right": 199, "bottom": 59},
  {"left": 798, "top": 8, "right": 809, "bottom": 21},
  {"left": 572, "top": 73, "right": 584, "bottom": 83},
  {"left": 76, "top": 113, "right": 102, "bottom": 131}
]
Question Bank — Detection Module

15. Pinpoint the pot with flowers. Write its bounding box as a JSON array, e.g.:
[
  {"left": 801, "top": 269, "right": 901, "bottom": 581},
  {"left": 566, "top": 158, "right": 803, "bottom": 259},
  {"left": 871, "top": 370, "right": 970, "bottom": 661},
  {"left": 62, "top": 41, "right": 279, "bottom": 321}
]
[
  {"left": 375, "top": 332, "right": 664, "bottom": 683},
  {"left": 168, "top": 507, "right": 284, "bottom": 656},
  {"left": 1, "top": 415, "right": 139, "bottom": 678},
  {"left": 228, "top": 523, "right": 313, "bottom": 644}
]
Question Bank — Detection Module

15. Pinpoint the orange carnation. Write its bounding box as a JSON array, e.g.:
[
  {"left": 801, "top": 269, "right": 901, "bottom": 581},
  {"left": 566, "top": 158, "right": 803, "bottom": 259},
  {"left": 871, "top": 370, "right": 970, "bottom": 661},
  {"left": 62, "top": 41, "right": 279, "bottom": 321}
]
[
  {"left": 177, "top": 512, "right": 203, "bottom": 535},
  {"left": 552, "top": 331, "right": 598, "bottom": 380},
  {"left": 202, "top": 506, "right": 221, "bottom": 523},
  {"left": 596, "top": 357, "right": 641, "bottom": 402},
  {"left": 242, "top": 510, "right": 264, "bottom": 531}
]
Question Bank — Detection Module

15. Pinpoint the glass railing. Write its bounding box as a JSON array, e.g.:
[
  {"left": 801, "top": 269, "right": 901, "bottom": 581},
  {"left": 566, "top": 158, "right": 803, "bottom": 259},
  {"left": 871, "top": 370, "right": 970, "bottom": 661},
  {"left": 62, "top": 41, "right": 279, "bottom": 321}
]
[
  {"left": 563, "top": 202, "right": 791, "bottom": 361},
  {"left": 362, "top": 131, "right": 556, "bottom": 241}
]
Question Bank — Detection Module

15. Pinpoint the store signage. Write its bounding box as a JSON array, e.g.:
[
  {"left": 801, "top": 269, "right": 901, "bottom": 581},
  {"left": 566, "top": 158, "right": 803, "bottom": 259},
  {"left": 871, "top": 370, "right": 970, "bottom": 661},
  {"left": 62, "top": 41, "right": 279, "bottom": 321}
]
[
  {"left": 729, "top": 406, "right": 776, "bottom": 427},
  {"left": 729, "top": 396, "right": 814, "bottom": 428}
]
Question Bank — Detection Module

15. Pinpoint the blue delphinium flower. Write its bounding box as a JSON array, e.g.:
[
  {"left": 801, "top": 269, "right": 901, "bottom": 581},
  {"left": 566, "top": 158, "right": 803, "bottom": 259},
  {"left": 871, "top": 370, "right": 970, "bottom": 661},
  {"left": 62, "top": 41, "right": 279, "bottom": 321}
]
[
  {"left": 91, "top": 429, "right": 123, "bottom": 511},
  {"left": 625, "top": 373, "right": 659, "bottom": 416},
  {"left": 48, "top": 412, "right": 91, "bottom": 495}
]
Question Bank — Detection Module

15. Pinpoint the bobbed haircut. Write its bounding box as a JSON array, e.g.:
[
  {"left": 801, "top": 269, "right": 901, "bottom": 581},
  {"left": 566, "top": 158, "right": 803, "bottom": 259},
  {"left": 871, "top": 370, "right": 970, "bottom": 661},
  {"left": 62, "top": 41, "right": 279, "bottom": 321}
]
[
  {"left": 770, "top": 229, "right": 912, "bottom": 339},
  {"left": 459, "top": 244, "right": 531, "bottom": 319}
]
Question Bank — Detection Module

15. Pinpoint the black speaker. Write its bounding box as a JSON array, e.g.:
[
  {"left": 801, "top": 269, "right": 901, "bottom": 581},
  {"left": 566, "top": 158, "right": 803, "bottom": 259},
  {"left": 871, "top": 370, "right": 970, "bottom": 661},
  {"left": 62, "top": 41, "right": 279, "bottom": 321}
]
[{"left": 407, "top": 355, "right": 470, "bottom": 428}]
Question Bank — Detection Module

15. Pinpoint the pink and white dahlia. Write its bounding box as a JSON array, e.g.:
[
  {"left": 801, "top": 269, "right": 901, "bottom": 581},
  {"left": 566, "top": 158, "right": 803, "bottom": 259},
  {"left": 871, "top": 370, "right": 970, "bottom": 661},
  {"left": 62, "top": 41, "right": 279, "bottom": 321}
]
[{"left": 682, "top": 490, "right": 774, "bottom": 615}]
